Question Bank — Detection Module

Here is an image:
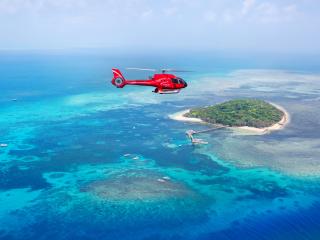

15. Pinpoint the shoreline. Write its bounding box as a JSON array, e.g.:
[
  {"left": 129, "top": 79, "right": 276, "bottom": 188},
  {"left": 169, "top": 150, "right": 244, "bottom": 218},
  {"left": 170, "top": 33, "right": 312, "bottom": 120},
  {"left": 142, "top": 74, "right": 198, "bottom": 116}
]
[{"left": 168, "top": 102, "right": 290, "bottom": 135}]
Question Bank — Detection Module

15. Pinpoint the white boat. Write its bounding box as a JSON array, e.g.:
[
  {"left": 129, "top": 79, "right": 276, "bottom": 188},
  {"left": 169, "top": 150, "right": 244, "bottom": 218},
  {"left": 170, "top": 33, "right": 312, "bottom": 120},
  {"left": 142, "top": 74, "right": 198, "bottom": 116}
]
[{"left": 157, "top": 178, "right": 166, "bottom": 183}]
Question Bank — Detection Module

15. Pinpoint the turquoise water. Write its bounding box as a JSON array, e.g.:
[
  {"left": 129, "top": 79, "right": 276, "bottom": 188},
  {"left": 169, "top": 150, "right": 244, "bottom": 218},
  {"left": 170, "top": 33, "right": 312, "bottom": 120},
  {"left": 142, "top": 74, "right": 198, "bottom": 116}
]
[{"left": 1, "top": 51, "right": 320, "bottom": 239}]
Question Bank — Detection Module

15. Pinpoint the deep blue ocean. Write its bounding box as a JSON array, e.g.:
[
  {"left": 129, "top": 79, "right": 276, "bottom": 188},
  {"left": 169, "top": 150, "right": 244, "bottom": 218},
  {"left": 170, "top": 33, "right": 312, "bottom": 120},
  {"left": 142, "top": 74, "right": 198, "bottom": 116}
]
[{"left": 1, "top": 50, "right": 320, "bottom": 240}]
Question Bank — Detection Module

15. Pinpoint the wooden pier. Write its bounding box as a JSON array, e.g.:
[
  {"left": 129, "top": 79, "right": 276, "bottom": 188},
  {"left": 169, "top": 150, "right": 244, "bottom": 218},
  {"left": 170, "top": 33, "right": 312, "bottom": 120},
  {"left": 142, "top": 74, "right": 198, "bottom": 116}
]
[{"left": 186, "top": 125, "right": 225, "bottom": 145}]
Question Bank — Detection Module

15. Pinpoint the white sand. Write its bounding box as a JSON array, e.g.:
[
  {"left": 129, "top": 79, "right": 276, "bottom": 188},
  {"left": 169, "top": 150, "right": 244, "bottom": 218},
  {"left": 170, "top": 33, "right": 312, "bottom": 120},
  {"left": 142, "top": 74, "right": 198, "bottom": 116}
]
[
  {"left": 168, "top": 110, "right": 204, "bottom": 123},
  {"left": 169, "top": 102, "right": 290, "bottom": 135}
]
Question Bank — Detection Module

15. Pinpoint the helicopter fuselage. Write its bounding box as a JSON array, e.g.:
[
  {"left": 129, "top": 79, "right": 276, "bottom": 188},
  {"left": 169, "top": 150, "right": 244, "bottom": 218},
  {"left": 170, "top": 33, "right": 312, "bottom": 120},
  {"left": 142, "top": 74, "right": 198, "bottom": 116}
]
[{"left": 111, "top": 69, "right": 188, "bottom": 94}]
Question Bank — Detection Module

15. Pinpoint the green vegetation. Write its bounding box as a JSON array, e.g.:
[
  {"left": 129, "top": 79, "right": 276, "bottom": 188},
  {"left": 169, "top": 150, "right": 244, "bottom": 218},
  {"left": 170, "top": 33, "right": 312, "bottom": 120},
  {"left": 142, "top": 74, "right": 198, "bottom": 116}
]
[{"left": 185, "top": 99, "right": 284, "bottom": 128}]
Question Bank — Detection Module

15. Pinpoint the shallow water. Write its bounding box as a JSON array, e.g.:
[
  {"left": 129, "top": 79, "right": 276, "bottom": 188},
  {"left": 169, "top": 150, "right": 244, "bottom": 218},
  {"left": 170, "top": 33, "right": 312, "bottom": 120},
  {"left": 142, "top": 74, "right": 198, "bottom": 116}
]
[{"left": 0, "top": 52, "right": 320, "bottom": 239}]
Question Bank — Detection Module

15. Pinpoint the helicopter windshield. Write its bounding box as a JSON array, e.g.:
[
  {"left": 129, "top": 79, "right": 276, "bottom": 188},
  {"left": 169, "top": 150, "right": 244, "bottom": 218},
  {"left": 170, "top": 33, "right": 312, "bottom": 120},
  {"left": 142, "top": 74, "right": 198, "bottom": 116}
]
[{"left": 172, "top": 78, "right": 185, "bottom": 83}]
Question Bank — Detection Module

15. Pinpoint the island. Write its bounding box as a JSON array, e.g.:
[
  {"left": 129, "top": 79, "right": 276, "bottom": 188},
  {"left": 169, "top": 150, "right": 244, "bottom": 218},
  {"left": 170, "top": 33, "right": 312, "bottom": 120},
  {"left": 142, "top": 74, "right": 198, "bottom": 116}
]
[{"left": 169, "top": 99, "right": 290, "bottom": 135}]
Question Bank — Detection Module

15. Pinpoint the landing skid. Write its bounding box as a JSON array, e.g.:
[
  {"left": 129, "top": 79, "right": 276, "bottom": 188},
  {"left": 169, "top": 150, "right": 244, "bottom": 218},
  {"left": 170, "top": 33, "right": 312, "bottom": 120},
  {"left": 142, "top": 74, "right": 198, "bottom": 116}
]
[{"left": 153, "top": 88, "right": 181, "bottom": 94}]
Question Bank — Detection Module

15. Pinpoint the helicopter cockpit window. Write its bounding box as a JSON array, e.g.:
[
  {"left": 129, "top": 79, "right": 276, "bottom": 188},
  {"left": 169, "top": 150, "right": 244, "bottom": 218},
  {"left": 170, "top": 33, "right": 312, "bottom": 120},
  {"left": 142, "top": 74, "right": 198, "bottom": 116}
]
[
  {"left": 171, "top": 78, "right": 179, "bottom": 84},
  {"left": 176, "top": 78, "right": 184, "bottom": 84}
]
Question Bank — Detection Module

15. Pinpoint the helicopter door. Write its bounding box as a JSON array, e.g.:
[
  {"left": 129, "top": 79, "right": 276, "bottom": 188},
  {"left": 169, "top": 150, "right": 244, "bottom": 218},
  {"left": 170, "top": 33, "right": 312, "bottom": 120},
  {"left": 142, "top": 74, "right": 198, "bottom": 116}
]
[
  {"left": 171, "top": 78, "right": 179, "bottom": 84},
  {"left": 171, "top": 78, "right": 178, "bottom": 89},
  {"left": 171, "top": 78, "right": 179, "bottom": 88}
]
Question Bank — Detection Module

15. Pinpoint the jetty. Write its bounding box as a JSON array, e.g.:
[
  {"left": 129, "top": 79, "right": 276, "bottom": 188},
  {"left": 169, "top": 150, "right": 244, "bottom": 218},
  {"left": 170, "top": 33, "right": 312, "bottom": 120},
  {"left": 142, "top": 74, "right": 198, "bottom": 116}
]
[{"left": 186, "top": 125, "right": 225, "bottom": 145}]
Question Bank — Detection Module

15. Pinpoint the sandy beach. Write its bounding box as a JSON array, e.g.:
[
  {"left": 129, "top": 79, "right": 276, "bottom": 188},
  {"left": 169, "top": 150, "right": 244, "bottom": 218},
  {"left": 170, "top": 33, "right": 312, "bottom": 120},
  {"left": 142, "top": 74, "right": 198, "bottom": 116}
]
[
  {"left": 169, "top": 102, "right": 290, "bottom": 135},
  {"left": 168, "top": 110, "right": 204, "bottom": 123}
]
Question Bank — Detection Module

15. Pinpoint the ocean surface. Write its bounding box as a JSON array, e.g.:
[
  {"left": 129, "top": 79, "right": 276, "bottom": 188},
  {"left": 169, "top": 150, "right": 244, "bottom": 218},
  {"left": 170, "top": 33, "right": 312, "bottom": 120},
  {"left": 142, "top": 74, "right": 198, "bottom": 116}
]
[{"left": 0, "top": 50, "right": 320, "bottom": 240}]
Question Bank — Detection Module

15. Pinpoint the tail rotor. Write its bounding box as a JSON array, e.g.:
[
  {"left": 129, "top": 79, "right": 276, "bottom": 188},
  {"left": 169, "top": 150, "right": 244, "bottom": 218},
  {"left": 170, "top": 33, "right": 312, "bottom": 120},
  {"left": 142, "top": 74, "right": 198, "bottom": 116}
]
[{"left": 111, "top": 68, "right": 126, "bottom": 88}]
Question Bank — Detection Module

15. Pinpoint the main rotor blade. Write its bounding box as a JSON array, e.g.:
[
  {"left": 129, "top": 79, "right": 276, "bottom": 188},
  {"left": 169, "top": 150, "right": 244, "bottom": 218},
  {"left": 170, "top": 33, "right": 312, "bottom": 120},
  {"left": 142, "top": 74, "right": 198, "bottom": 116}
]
[
  {"left": 161, "top": 69, "right": 194, "bottom": 73},
  {"left": 126, "top": 67, "right": 194, "bottom": 73},
  {"left": 126, "top": 67, "right": 157, "bottom": 72}
]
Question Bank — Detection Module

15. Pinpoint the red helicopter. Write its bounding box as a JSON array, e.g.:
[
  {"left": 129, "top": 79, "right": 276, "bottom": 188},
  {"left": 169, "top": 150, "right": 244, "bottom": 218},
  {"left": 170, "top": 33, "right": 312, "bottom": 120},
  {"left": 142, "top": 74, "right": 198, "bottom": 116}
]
[{"left": 111, "top": 68, "right": 188, "bottom": 94}]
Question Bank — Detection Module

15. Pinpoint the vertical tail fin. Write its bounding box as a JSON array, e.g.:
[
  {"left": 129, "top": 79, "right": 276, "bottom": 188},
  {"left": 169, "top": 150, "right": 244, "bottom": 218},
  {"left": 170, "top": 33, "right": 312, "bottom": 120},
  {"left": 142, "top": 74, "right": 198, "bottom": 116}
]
[{"left": 111, "top": 68, "right": 126, "bottom": 88}]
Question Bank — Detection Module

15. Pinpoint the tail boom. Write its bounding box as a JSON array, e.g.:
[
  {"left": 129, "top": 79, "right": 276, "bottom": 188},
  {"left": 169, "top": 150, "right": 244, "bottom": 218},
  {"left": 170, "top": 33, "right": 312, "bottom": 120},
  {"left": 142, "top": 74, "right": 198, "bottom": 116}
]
[{"left": 111, "top": 68, "right": 157, "bottom": 88}]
